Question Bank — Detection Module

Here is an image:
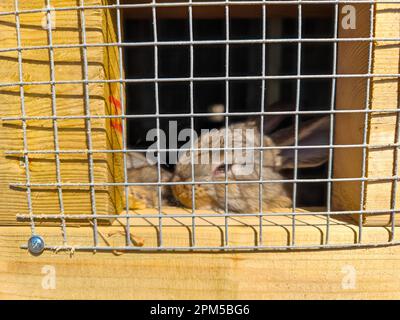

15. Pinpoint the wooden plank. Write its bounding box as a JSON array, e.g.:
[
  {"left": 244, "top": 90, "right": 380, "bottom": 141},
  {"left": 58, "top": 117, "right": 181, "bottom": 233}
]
[
  {"left": 0, "top": 0, "right": 123, "bottom": 225},
  {"left": 333, "top": 2, "right": 370, "bottom": 218},
  {"left": 333, "top": 2, "right": 400, "bottom": 226},
  {"left": 363, "top": 2, "right": 400, "bottom": 225},
  {"left": 1, "top": 209, "right": 400, "bottom": 299},
  {"left": 122, "top": 3, "right": 334, "bottom": 20}
]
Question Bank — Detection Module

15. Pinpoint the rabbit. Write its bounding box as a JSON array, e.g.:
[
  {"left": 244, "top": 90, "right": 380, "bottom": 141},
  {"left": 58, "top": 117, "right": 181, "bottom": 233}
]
[
  {"left": 126, "top": 152, "right": 175, "bottom": 209},
  {"left": 171, "top": 115, "right": 330, "bottom": 213}
]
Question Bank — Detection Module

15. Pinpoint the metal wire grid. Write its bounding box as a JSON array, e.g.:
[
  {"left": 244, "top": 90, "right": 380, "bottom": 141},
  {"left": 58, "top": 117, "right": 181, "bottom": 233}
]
[{"left": 2, "top": 0, "right": 400, "bottom": 252}]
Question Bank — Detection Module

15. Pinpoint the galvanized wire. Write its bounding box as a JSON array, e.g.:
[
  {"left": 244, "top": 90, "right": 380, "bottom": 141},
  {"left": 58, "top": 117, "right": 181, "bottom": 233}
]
[{"left": 79, "top": 0, "right": 99, "bottom": 247}]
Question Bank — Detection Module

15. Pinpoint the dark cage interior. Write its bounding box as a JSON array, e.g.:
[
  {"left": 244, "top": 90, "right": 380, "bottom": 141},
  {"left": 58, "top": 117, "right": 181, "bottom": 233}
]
[{"left": 123, "top": 7, "right": 335, "bottom": 206}]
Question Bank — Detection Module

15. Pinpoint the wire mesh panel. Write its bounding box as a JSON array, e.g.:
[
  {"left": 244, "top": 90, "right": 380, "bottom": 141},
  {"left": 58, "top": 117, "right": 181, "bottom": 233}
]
[{"left": 0, "top": 0, "right": 400, "bottom": 253}]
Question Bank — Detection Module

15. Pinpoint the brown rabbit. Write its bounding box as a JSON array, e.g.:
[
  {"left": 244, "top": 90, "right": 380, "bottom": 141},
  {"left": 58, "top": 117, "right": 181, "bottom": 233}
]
[
  {"left": 126, "top": 152, "right": 174, "bottom": 209},
  {"left": 171, "top": 116, "right": 329, "bottom": 213}
]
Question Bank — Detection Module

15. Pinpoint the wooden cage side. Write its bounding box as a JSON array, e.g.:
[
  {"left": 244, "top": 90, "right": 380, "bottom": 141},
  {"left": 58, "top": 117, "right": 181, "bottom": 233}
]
[
  {"left": 333, "top": 2, "right": 400, "bottom": 226},
  {"left": 332, "top": 3, "right": 371, "bottom": 217},
  {"left": 362, "top": 2, "right": 400, "bottom": 226},
  {"left": 102, "top": 0, "right": 125, "bottom": 215},
  {"left": 2, "top": 208, "right": 400, "bottom": 299},
  {"left": 0, "top": 0, "right": 122, "bottom": 225}
]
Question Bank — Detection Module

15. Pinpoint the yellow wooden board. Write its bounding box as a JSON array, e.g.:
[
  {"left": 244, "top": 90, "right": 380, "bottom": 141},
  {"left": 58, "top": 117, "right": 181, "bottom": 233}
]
[
  {"left": 122, "top": 0, "right": 334, "bottom": 20},
  {"left": 333, "top": 2, "right": 400, "bottom": 226}
]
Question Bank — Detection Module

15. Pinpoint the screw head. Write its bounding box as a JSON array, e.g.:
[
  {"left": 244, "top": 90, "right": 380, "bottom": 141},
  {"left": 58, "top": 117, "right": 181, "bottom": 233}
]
[{"left": 28, "top": 235, "right": 45, "bottom": 255}]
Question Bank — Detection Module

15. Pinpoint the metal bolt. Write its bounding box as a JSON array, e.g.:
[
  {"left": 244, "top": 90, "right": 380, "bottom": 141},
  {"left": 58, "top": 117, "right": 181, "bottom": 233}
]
[{"left": 27, "top": 235, "right": 45, "bottom": 255}]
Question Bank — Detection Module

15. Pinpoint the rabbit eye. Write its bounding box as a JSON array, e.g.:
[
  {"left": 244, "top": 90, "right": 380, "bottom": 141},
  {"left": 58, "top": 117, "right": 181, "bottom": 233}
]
[{"left": 214, "top": 164, "right": 232, "bottom": 176}]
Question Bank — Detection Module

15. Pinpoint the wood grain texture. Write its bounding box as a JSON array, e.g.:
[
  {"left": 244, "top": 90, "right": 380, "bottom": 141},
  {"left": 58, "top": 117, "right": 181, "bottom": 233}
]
[
  {"left": 333, "top": 2, "right": 400, "bottom": 226},
  {"left": 1, "top": 208, "right": 400, "bottom": 299},
  {"left": 333, "top": 3, "right": 370, "bottom": 217},
  {"left": 363, "top": 2, "right": 400, "bottom": 225},
  {"left": 0, "top": 0, "right": 123, "bottom": 225}
]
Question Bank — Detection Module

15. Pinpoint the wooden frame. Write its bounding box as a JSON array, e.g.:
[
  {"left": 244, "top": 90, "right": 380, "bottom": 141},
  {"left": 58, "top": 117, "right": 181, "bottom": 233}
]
[
  {"left": 0, "top": 0, "right": 400, "bottom": 300},
  {"left": 2, "top": 208, "right": 400, "bottom": 299},
  {"left": 0, "top": 0, "right": 123, "bottom": 225},
  {"left": 121, "top": 1, "right": 334, "bottom": 19},
  {"left": 333, "top": 2, "right": 400, "bottom": 226}
]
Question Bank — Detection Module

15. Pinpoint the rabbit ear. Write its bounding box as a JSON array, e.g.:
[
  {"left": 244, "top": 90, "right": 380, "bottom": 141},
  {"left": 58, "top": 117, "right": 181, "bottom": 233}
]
[
  {"left": 270, "top": 116, "right": 330, "bottom": 169},
  {"left": 263, "top": 102, "right": 295, "bottom": 135}
]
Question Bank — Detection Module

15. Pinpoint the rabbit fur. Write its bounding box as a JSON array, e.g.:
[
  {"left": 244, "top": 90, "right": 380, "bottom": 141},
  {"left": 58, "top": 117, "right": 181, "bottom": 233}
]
[
  {"left": 171, "top": 116, "right": 329, "bottom": 213},
  {"left": 126, "top": 113, "right": 329, "bottom": 212},
  {"left": 126, "top": 152, "right": 175, "bottom": 208}
]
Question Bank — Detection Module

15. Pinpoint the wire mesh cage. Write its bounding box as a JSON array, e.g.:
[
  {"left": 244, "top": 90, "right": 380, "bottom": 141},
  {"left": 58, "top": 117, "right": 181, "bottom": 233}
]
[{"left": 0, "top": 0, "right": 399, "bottom": 253}]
